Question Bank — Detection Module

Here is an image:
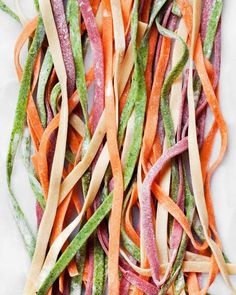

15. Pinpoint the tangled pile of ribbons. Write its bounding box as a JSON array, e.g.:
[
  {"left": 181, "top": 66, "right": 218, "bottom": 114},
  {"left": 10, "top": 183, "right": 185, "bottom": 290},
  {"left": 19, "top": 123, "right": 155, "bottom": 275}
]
[{"left": 1, "top": 0, "right": 236, "bottom": 294}]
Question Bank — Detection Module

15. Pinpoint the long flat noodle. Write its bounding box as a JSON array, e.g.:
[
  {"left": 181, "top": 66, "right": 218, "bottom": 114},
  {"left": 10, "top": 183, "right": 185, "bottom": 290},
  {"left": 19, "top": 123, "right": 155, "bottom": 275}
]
[
  {"left": 110, "top": 0, "right": 125, "bottom": 121},
  {"left": 0, "top": 0, "right": 20, "bottom": 22},
  {"left": 203, "top": 0, "right": 222, "bottom": 59},
  {"left": 121, "top": 111, "right": 135, "bottom": 167},
  {"left": 137, "top": 157, "right": 148, "bottom": 292},
  {"left": 122, "top": 97, "right": 146, "bottom": 188},
  {"left": 78, "top": 0, "right": 104, "bottom": 132},
  {"left": 23, "top": 0, "right": 69, "bottom": 293},
  {"left": 69, "top": 0, "right": 89, "bottom": 130},
  {"left": 36, "top": 48, "right": 53, "bottom": 127},
  {"left": 102, "top": 1, "right": 124, "bottom": 294},
  {"left": 185, "top": 251, "right": 211, "bottom": 262},
  {"left": 140, "top": 137, "right": 188, "bottom": 287},
  {"left": 51, "top": 0, "right": 75, "bottom": 96},
  {"left": 192, "top": 0, "right": 222, "bottom": 149},
  {"left": 157, "top": 24, "right": 189, "bottom": 147},
  {"left": 181, "top": 262, "right": 236, "bottom": 274},
  {"left": 69, "top": 114, "right": 85, "bottom": 137},
  {"left": 103, "top": 1, "right": 125, "bottom": 294},
  {"left": 6, "top": 16, "right": 44, "bottom": 258},
  {"left": 118, "top": 67, "right": 142, "bottom": 149},
  {"left": 141, "top": 35, "right": 171, "bottom": 174},
  {"left": 178, "top": 0, "right": 236, "bottom": 292}
]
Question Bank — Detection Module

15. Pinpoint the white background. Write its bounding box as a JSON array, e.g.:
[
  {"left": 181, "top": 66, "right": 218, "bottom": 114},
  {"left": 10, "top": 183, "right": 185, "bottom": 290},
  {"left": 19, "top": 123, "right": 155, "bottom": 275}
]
[{"left": 0, "top": 0, "right": 236, "bottom": 294}]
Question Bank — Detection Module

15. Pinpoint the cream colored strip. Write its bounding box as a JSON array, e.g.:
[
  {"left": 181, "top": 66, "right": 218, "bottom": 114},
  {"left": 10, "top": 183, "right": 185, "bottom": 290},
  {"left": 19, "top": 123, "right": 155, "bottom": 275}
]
[
  {"left": 187, "top": 0, "right": 236, "bottom": 293},
  {"left": 185, "top": 251, "right": 211, "bottom": 262},
  {"left": 182, "top": 262, "right": 236, "bottom": 275},
  {"left": 110, "top": 0, "right": 125, "bottom": 122},
  {"left": 118, "top": 22, "right": 146, "bottom": 95},
  {"left": 69, "top": 113, "right": 85, "bottom": 137},
  {"left": 155, "top": 19, "right": 188, "bottom": 277},
  {"left": 155, "top": 149, "right": 170, "bottom": 266},
  {"left": 23, "top": 0, "right": 69, "bottom": 293}
]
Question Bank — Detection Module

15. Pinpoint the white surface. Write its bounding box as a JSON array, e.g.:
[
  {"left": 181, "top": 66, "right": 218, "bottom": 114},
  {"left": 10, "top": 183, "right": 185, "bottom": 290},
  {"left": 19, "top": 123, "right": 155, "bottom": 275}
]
[{"left": 0, "top": 1, "right": 236, "bottom": 294}]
